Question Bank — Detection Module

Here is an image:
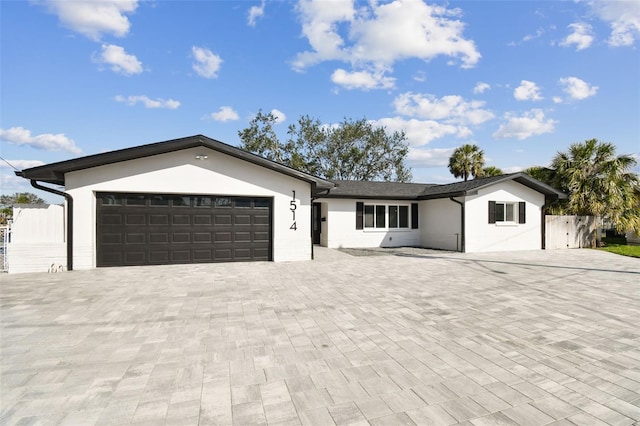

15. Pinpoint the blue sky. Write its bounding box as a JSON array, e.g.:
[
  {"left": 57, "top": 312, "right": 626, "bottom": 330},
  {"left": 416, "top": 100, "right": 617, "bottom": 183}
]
[{"left": 1, "top": 0, "right": 639, "bottom": 203}]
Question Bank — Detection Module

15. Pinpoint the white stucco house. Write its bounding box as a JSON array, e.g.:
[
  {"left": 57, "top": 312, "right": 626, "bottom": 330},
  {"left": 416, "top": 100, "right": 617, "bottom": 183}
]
[{"left": 15, "top": 134, "right": 566, "bottom": 271}]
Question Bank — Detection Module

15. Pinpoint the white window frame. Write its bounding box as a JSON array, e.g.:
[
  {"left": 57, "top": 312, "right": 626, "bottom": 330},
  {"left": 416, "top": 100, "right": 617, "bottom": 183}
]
[
  {"left": 495, "top": 201, "right": 517, "bottom": 224},
  {"left": 364, "top": 203, "right": 412, "bottom": 231}
]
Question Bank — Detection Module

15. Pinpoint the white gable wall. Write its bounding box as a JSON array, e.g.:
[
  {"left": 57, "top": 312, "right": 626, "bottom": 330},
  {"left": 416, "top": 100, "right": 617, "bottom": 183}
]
[
  {"left": 419, "top": 198, "right": 462, "bottom": 252},
  {"left": 465, "top": 180, "right": 544, "bottom": 252},
  {"left": 321, "top": 198, "right": 420, "bottom": 248},
  {"left": 65, "top": 147, "right": 312, "bottom": 269}
]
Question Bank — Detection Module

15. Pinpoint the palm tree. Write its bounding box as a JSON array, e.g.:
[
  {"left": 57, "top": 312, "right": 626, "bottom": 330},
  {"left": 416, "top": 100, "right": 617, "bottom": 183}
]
[
  {"left": 550, "top": 139, "right": 639, "bottom": 233},
  {"left": 482, "top": 166, "right": 504, "bottom": 177},
  {"left": 448, "top": 144, "right": 485, "bottom": 181}
]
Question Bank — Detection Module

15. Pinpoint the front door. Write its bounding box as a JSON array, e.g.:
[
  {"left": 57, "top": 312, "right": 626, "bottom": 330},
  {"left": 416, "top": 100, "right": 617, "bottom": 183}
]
[{"left": 312, "top": 202, "right": 321, "bottom": 244}]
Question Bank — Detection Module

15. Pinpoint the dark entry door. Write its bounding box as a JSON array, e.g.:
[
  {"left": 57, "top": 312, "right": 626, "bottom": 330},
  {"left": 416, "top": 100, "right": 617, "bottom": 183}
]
[
  {"left": 96, "top": 193, "right": 272, "bottom": 267},
  {"left": 312, "top": 202, "right": 321, "bottom": 244}
]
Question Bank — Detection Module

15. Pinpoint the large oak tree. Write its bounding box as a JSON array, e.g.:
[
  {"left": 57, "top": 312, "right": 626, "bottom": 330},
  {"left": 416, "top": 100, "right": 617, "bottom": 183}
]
[{"left": 239, "top": 111, "right": 412, "bottom": 182}]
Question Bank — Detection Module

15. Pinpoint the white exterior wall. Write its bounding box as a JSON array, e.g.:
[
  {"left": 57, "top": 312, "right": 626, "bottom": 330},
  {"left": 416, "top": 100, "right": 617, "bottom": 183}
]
[
  {"left": 464, "top": 180, "right": 544, "bottom": 252},
  {"left": 8, "top": 204, "right": 66, "bottom": 273},
  {"left": 420, "top": 198, "right": 462, "bottom": 251},
  {"left": 322, "top": 198, "right": 420, "bottom": 248},
  {"left": 65, "top": 147, "right": 312, "bottom": 269}
]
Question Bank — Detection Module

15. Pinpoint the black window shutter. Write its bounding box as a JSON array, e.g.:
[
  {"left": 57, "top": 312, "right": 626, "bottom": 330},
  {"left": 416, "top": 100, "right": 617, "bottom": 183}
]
[
  {"left": 518, "top": 201, "right": 526, "bottom": 224},
  {"left": 356, "top": 202, "right": 364, "bottom": 229},
  {"left": 411, "top": 203, "right": 419, "bottom": 229},
  {"left": 488, "top": 201, "right": 496, "bottom": 224}
]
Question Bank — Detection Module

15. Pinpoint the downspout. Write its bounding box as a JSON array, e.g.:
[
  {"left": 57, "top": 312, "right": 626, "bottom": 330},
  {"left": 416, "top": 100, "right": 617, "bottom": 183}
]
[
  {"left": 449, "top": 197, "right": 465, "bottom": 253},
  {"left": 30, "top": 180, "right": 73, "bottom": 271}
]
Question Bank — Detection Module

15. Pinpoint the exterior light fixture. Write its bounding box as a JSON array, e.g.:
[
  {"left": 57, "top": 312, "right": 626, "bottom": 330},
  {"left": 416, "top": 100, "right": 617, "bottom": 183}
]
[{"left": 195, "top": 154, "right": 208, "bottom": 160}]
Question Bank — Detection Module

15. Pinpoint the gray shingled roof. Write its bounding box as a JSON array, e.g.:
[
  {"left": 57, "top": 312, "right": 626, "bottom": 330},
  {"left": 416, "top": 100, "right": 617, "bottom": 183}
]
[
  {"left": 322, "top": 173, "right": 566, "bottom": 200},
  {"left": 418, "top": 172, "right": 566, "bottom": 200},
  {"left": 16, "top": 134, "right": 335, "bottom": 190},
  {"left": 325, "top": 180, "right": 436, "bottom": 199}
]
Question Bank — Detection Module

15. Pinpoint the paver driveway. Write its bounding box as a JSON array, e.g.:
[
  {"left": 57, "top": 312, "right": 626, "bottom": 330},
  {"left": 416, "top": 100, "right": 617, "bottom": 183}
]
[{"left": 1, "top": 248, "right": 639, "bottom": 425}]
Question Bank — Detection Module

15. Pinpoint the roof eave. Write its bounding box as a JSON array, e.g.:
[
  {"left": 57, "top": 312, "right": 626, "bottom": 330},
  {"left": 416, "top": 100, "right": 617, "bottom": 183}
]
[{"left": 15, "top": 134, "right": 334, "bottom": 189}]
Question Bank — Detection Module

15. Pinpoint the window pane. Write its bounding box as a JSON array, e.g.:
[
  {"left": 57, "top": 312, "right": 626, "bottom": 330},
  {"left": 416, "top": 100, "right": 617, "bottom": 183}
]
[
  {"left": 214, "top": 197, "right": 232, "bottom": 208},
  {"left": 235, "top": 198, "right": 251, "bottom": 208},
  {"left": 126, "top": 195, "right": 146, "bottom": 206},
  {"left": 495, "top": 203, "right": 505, "bottom": 222},
  {"left": 254, "top": 199, "right": 270, "bottom": 208},
  {"left": 150, "top": 195, "right": 169, "bottom": 206},
  {"left": 376, "top": 205, "right": 385, "bottom": 228},
  {"left": 193, "top": 196, "right": 212, "bottom": 207},
  {"left": 101, "top": 194, "right": 122, "bottom": 206},
  {"left": 172, "top": 196, "right": 191, "bottom": 207},
  {"left": 364, "top": 205, "right": 374, "bottom": 228},
  {"left": 399, "top": 205, "right": 409, "bottom": 228},
  {"left": 506, "top": 203, "right": 515, "bottom": 222},
  {"left": 389, "top": 206, "right": 398, "bottom": 228}
]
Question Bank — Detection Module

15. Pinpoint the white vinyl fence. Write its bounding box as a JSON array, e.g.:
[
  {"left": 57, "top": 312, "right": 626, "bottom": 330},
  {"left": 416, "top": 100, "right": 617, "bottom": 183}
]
[
  {"left": 7, "top": 204, "right": 67, "bottom": 273},
  {"left": 545, "top": 215, "right": 597, "bottom": 249}
]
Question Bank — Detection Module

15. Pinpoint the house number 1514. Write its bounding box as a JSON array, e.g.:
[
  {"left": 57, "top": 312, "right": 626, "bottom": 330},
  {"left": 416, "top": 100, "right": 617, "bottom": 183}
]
[{"left": 290, "top": 190, "right": 297, "bottom": 230}]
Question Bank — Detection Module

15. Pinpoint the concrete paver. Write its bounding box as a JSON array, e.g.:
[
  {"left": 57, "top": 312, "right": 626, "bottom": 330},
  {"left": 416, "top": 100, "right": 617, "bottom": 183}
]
[{"left": 1, "top": 247, "right": 639, "bottom": 425}]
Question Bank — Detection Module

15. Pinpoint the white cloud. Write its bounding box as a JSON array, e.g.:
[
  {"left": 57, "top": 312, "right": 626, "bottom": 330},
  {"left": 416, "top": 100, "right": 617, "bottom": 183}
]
[
  {"left": 559, "top": 76, "right": 598, "bottom": 100},
  {"left": 473, "top": 82, "right": 490, "bottom": 94},
  {"left": 393, "top": 92, "right": 494, "bottom": 125},
  {"left": 248, "top": 0, "right": 266, "bottom": 27},
  {"left": 503, "top": 166, "right": 524, "bottom": 173},
  {"left": 493, "top": 109, "right": 556, "bottom": 140},
  {"left": 413, "top": 71, "right": 426, "bottom": 82},
  {"left": 270, "top": 109, "right": 287, "bottom": 124},
  {"left": 39, "top": 0, "right": 138, "bottom": 41},
  {"left": 560, "top": 22, "right": 594, "bottom": 50},
  {"left": 374, "top": 117, "right": 466, "bottom": 147},
  {"left": 96, "top": 44, "right": 143, "bottom": 75},
  {"left": 192, "top": 46, "right": 222, "bottom": 79},
  {"left": 293, "top": 0, "right": 480, "bottom": 73},
  {"left": 588, "top": 0, "right": 640, "bottom": 47},
  {"left": 210, "top": 106, "right": 239, "bottom": 122},
  {"left": 331, "top": 68, "right": 395, "bottom": 90},
  {"left": 553, "top": 96, "right": 563, "bottom": 104},
  {"left": 514, "top": 80, "right": 543, "bottom": 101},
  {"left": 0, "top": 127, "right": 81, "bottom": 154},
  {"left": 0, "top": 159, "right": 46, "bottom": 170},
  {"left": 115, "top": 95, "right": 180, "bottom": 109},
  {"left": 407, "top": 147, "right": 455, "bottom": 167},
  {"left": 523, "top": 28, "right": 544, "bottom": 42}
]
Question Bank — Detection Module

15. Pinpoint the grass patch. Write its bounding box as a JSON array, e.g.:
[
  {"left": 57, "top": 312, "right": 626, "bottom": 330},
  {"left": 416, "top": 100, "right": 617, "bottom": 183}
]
[{"left": 597, "top": 244, "right": 640, "bottom": 258}]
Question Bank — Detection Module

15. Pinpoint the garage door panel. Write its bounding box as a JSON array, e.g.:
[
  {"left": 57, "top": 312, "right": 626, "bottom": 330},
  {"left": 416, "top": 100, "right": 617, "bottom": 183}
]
[
  {"left": 125, "top": 251, "right": 146, "bottom": 263},
  {"left": 150, "top": 251, "right": 169, "bottom": 262},
  {"left": 172, "top": 215, "right": 190, "bottom": 225},
  {"left": 235, "top": 232, "right": 251, "bottom": 242},
  {"left": 149, "top": 233, "right": 168, "bottom": 244},
  {"left": 193, "top": 249, "right": 212, "bottom": 261},
  {"left": 150, "top": 215, "right": 169, "bottom": 225},
  {"left": 172, "top": 233, "right": 190, "bottom": 243},
  {"left": 126, "top": 214, "right": 146, "bottom": 225},
  {"left": 102, "top": 214, "right": 122, "bottom": 225},
  {"left": 214, "top": 215, "right": 232, "bottom": 225},
  {"left": 101, "top": 233, "right": 122, "bottom": 244},
  {"left": 194, "top": 232, "right": 212, "bottom": 243},
  {"left": 214, "top": 232, "right": 232, "bottom": 242},
  {"left": 194, "top": 215, "right": 212, "bottom": 225},
  {"left": 254, "top": 231, "right": 270, "bottom": 242},
  {"left": 234, "top": 215, "right": 251, "bottom": 225},
  {"left": 126, "top": 233, "right": 145, "bottom": 244},
  {"left": 97, "top": 193, "right": 272, "bottom": 267},
  {"left": 254, "top": 214, "right": 269, "bottom": 225}
]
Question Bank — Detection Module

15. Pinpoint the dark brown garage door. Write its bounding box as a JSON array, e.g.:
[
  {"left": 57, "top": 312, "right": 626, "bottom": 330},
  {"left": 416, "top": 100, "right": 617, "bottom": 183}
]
[{"left": 96, "top": 193, "right": 272, "bottom": 267}]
